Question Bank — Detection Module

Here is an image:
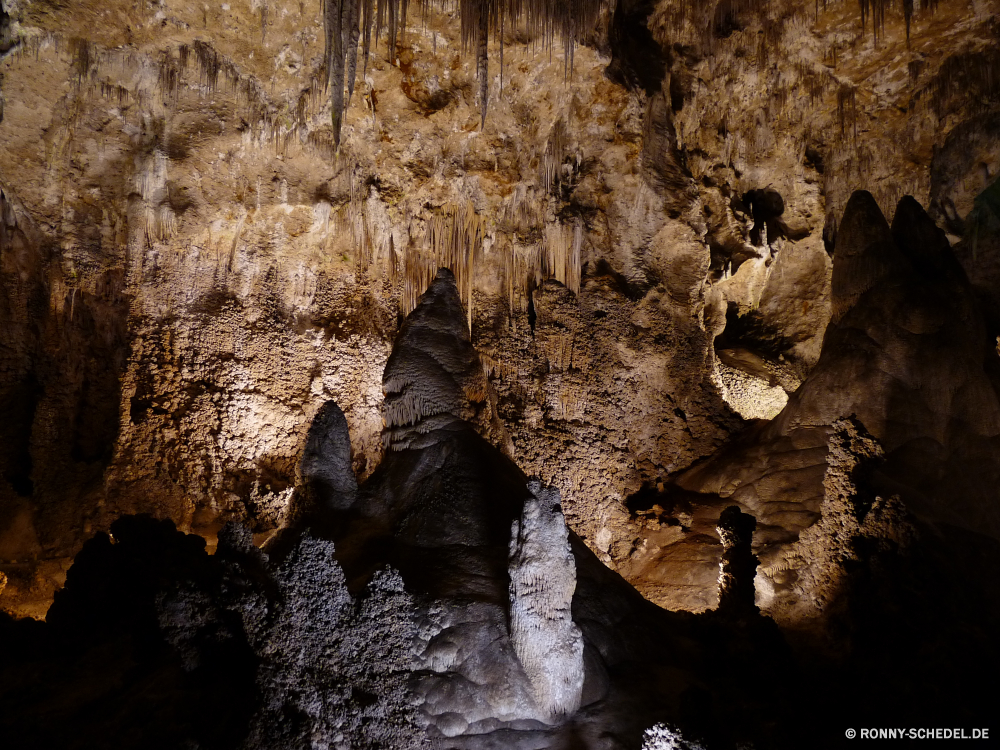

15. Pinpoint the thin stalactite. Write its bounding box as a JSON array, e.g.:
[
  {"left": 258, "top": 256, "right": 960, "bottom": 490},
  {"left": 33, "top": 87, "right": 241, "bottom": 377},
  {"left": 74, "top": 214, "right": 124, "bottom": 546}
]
[
  {"left": 323, "top": 0, "right": 606, "bottom": 147},
  {"left": 477, "top": 5, "right": 489, "bottom": 127},
  {"left": 346, "top": 0, "right": 361, "bottom": 105}
]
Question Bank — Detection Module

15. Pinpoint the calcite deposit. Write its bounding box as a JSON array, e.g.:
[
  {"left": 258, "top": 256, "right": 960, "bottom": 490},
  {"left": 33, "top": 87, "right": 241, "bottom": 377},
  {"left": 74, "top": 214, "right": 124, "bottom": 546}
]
[{"left": 1, "top": 0, "right": 999, "bottom": 745}]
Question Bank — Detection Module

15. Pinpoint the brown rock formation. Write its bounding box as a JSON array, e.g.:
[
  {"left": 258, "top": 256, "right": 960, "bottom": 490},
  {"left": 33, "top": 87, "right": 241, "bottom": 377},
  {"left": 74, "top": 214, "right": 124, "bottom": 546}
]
[{"left": 0, "top": 1, "right": 998, "bottom": 740}]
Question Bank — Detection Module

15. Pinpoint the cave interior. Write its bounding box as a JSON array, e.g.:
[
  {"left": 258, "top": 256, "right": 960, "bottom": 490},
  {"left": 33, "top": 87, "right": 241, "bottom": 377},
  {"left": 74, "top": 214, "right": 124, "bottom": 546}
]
[{"left": 1, "top": 0, "right": 999, "bottom": 748}]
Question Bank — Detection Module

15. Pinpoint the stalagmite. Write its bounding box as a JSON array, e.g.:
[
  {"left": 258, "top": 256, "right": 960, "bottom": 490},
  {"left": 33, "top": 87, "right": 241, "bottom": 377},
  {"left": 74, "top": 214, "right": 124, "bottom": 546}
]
[
  {"left": 508, "top": 480, "right": 584, "bottom": 719},
  {"left": 830, "top": 190, "right": 909, "bottom": 321}
]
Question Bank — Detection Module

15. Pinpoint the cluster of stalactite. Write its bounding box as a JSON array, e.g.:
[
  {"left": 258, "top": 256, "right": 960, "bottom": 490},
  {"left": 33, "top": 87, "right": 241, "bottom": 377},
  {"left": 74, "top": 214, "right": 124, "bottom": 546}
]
[
  {"left": 712, "top": 0, "right": 946, "bottom": 52},
  {"left": 54, "top": 35, "right": 300, "bottom": 154},
  {"left": 539, "top": 118, "right": 568, "bottom": 196},
  {"left": 498, "top": 220, "right": 582, "bottom": 315},
  {"left": 842, "top": 0, "right": 941, "bottom": 44},
  {"left": 866, "top": 0, "right": 941, "bottom": 44},
  {"left": 322, "top": 176, "right": 581, "bottom": 325},
  {"left": 401, "top": 201, "right": 485, "bottom": 327},
  {"left": 322, "top": 0, "right": 604, "bottom": 145}
]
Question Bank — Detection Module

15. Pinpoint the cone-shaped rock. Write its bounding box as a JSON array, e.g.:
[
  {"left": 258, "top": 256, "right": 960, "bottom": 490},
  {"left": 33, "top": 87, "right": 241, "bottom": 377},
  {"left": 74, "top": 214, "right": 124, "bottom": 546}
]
[
  {"left": 831, "top": 190, "right": 910, "bottom": 321},
  {"left": 300, "top": 400, "right": 358, "bottom": 512},
  {"left": 891, "top": 194, "right": 969, "bottom": 286},
  {"left": 381, "top": 267, "right": 511, "bottom": 453}
]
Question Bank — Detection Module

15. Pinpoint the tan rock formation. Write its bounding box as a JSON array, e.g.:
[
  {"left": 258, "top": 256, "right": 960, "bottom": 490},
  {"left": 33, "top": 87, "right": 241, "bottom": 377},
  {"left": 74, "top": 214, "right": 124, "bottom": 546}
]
[{"left": 0, "top": 0, "right": 997, "bottom": 624}]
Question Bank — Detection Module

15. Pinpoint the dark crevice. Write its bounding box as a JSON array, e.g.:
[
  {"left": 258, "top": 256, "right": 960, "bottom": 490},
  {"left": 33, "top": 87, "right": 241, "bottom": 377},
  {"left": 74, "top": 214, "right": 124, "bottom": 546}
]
[
  {"left": 1, "top": 376, "right": 40, "bottom": 496},
  {"left": 606, "top": 0, "right": 668, "bottom": 95},
  {"left": 742, "top": 188, "right": 786, "bottom": 246}
]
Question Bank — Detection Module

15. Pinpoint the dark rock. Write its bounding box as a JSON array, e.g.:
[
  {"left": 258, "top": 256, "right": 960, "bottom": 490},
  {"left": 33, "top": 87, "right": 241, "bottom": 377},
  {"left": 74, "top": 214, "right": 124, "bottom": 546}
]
[
  {"left": 606, "top": 0, "right": 668, "bottom": 95},
  {"left": 716, "top": 505, "right": 759, "bottom": 619},
  {"left": 830, "top": 190, "right": 910, "bottom": 321},
  {"left": 891, "top": 194, "right": 968, "bottom": 285},
  {"left": 300, "top": 399, "right": 358, "bottom": 512}
]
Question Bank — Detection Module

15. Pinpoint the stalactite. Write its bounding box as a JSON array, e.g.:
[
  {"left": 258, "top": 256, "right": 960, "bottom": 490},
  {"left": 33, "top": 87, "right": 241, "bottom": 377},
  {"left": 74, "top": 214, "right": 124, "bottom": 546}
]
[
  {"left": 324, "top": 0, "right": 346, "bottom": 146},
  {"left": 414, "top": 201, "right": 484, "bottom": 327},
  {"left": 757, "top": 16, "right": 782, "bottom": 65},
  {"left": 192, "top": 40, "right": 218, "bottom": 89},
  {"left": 158, "top": 48, "right": 182, "bottom": 99},
  {"left": 323, "top": 0, "right": 605, "bottom": 142},
  {"left": 98, "top": 80, "right": 131, "bottom": 106},
  {"left": 346, "top": 6, "right": 362, "bottom": 104},
  {"left": 542, "top": 221, "right": 582, "bottom": 296},
  {"left": 477, "top": 3, "right": 489, "bottom": 127},
  {"left": 858, "top": 0, "right": 892, "bottom": 45},
  {"left": 69, "top": 37, "right": 93, "bottom": 86},
  {"left": 933, "top": 48, "right": 1000, "bottom": 117},
  {"left": 361, "top": 0, "right": 375, "bottom": 74},
  {"left": 498, "top": 220, "right": 582, "bottom": 317},
  {"left": 501, "top": 183, "right": 544, "bottom": 237},
  {"left": 711, "top": 0, "right": 768, "bottom": 38},
  {"left": 499, "top": 7, "right": 505, "bottom": 94},
  {"left": 837, "top": 84, "right": 857, "bottom": 142},
  {"left": 540, "top": 118, "right": 567, "bottom": 195}
]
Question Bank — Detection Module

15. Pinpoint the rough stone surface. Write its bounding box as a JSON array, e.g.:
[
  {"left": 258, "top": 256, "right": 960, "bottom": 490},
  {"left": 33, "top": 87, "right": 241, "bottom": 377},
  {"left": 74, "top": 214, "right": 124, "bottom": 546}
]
[
  {"left": 0, "top": 1, "right": 998, "bottom": 742},
  {"left": 2, "top": 256, "right": 997, "bottom": 747},
  {"left": 237, "top": 533, "right": 424, "bottom": 750},
  {"left": 508, "top": 480, "right": 584, "bottom": 719},
  {"left": 383, "top": 268, "right": 511, "bottom": 454},
  {"left": 642, "top": 723, "right": 708, "bottom": 750}
]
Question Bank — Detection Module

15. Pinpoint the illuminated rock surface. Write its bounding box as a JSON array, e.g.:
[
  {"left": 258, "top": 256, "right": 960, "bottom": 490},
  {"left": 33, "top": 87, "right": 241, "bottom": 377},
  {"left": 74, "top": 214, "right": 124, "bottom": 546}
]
[{"left": 0, "top": 0, "right": 999, "bottom": 745}]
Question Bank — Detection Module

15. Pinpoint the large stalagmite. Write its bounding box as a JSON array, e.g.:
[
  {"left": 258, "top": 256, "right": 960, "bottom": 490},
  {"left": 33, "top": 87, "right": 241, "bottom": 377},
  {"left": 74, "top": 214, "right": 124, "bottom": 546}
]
[{"left": 508, "top": 480, "right": 584, "bottom": 718}]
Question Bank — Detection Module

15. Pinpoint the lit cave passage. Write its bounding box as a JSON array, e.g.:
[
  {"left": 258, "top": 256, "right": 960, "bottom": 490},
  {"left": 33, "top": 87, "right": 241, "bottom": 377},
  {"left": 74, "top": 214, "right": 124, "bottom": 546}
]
[{"left": 1, "top": 0, "right": 999, "bottom": 747}]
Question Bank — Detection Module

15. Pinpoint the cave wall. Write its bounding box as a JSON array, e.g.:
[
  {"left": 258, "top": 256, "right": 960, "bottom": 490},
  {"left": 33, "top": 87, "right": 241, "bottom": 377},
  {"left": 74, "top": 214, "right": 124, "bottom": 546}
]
[{"left": 0, "top": 0, "right": 998, "bottom": 618}]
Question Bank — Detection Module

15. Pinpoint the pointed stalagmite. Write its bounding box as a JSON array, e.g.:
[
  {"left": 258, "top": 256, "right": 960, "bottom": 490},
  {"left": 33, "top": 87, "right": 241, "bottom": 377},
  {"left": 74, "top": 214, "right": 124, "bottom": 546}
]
[
  {"left": 830, "top": 190, "right": 910, "bottom": 321},
  {"left": 301, "top": 400, "right": 359, "bottom": 512},
  {"left": 508, "top": 480, "right": 584, "bottom": 718},
  {"left": 382, "top": 268, "right": 511, "bottom": 453}
]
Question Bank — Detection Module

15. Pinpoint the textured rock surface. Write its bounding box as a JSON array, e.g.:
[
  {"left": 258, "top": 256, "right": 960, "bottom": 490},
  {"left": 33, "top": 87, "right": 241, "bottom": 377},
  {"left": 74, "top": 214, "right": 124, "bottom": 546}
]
[
  {"left": 641, "top": 724, "right": 707, "bottom": 750},
  {"left": 0, "top": 513, "right": 424, "bottom": 750},
  {"left": 651, "top": 191, "right": 1000, "bottom": 616},
  {"left": 289, "top": 270, "right": 802, "bottom": 747},
  {"left": 1, "top": 261, "right": 997, "bottom": 748},
  {"left": 383, "top": 268, "right": 510, "bottom": 453},
  {"left": 0, "top": 3, "right": 998, "bottom": 739},
  {"left": 508, "top": 480, "right": 584, "bottom": 719}
]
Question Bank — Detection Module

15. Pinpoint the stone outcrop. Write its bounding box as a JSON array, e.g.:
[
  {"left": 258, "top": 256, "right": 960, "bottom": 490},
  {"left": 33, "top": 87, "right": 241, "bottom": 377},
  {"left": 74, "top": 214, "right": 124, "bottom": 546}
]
[{"left": 0, "top": 269, "right": 803, "bottom": 750}]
